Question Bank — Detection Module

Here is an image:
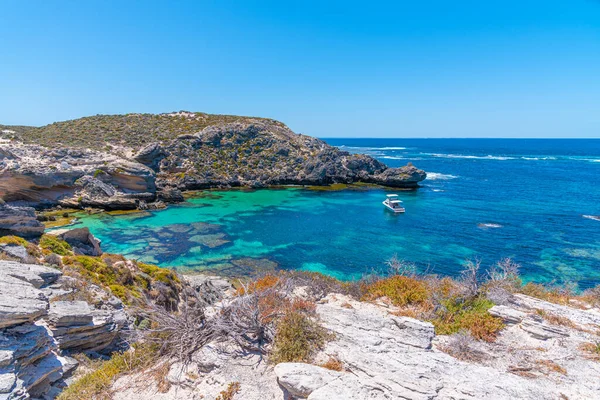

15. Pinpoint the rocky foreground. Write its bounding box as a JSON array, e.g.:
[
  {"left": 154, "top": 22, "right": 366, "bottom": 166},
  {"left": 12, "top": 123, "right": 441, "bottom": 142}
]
[
  {"left": 111, "top": 293, "right": 600, "bottom": 400},
  {"left": 1, "top": 230, "right": 599, "bottom": 400},
  {"left": 0, "top": 113, "right": 426, "bottom": 210}
]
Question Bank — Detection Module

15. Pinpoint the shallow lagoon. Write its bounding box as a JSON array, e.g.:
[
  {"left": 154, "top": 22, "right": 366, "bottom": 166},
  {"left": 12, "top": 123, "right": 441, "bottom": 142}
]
[{"left": 70, "top": 139, "right": 600, "bottom": 288}]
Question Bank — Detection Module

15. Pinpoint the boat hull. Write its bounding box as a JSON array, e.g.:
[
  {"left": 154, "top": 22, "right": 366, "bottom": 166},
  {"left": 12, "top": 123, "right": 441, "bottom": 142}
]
[{"left": 382, "top": 201, "right": 405, "bottom": 213}]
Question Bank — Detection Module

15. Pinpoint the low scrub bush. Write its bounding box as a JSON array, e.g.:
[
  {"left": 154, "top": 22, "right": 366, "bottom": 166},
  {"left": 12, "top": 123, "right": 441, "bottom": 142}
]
[
  {"left": 270, "top": 310, "right": 330, "bottom": 364},
  {"left": 57, "top": 342, "right": 159, "bottom": 400},
  {"left": 216, "top": 382, "right": 241, "bottom": 400},
  {"left": 320, "top": 356, "right": 344, "bottom": 371},
  {"left": 0, "top": 235, "right": 42, "bottom": 257},
  {"left": 39, "top": 234, "right": 72, "bottom": 256},
  {"left": 362, "top": 275, "right": 429, "bottom": 307},
  {"left": 431, "top": 296, "right": 504, "bottom": 342},
  {"left": 580, "top": 342, "right": 600, "bottom": 361}
]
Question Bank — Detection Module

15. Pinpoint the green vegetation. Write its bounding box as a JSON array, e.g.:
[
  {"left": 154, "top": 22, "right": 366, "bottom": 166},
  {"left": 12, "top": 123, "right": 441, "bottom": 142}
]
[
  {"left": 431, "top": 296, "right": 504, "bottom": 342},
  {"left": 5, "top": 112, "right": 284, "bottom": 151},
  {"left": 59, "top": 255, "right": 180, "bottom": 306},
  {"left": 0, "top": 235, "right": 29, "bottom": 247},
  {"left": 39, "top": 234, "right": 72, "bottom": 256},
  {"left": 362, "top": 275, "right": 430, "bottom": 307},
  {"left": 0, "top": 235, "right": 42, "bottom": 257},
  {"left": 57, "top": 343, "right": 160, "bottom": 400},
  {"left": 271, "top": 310, "right": 330, "bottom": 364}
]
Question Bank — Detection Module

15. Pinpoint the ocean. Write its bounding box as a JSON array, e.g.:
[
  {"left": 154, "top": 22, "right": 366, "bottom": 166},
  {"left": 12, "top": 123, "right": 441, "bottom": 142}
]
[{"left": 70, "top": 139, "right": 600, "bottom": 289}]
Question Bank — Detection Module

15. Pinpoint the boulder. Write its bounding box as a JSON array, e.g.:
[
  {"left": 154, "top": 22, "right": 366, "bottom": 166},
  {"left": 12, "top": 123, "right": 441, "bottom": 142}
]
[
  {"left": 133, "top": 142, "right": 166, "bottom": 171},
  {"left": 157, "top": 188, "right": 184, "bottom": 203},
  {"left": 371, "top": 164, "right": 427, "bottom": 188},
  {"left": 184, "top": 274, "right": 234, "bottom": 305},
  {"left": 274, "top": 363, "right": 342, "bottom": 398},
  {"left": 0, "top": 203, "right": 44, "bottom": 238},
  {"left": 49, "top": 227, "right": 102, "bottom": 256}
]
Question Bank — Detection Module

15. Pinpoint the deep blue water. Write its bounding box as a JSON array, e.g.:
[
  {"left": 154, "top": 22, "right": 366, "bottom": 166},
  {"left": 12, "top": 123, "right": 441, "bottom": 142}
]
[{"left": 72, "top": 139, "right": 600, "bottom": 289}]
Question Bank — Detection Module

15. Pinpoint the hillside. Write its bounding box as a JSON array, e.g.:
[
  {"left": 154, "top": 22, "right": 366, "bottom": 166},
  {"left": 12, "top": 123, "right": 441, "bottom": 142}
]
[
  {"left": 1, "top": 111, "right": 283, "bottom": 152},
  {"left": 0, "top": 112, "right": 426, "bottom": 209}
]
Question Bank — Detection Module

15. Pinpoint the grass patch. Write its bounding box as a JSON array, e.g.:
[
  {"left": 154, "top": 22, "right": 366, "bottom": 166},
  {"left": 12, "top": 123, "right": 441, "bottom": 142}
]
[
  {"left": 0, "top": 235, "right": 42, "bottom": 257},
  {"left": 57, "top": 343, "right": 159, "bottom": 400},
  {"left": 320, "top": 356, "right": 344, "bottom": 371},
  {"left": 39, "top": 234, "right": 72, "bottom": 256},
  {"left": 580, "top": 342, "right": 600, "bottom": 361}
]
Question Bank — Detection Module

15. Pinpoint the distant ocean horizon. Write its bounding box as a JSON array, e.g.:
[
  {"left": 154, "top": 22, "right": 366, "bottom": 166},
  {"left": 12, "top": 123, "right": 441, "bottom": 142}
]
[{"left": 71, "top": 138, "right": 600, "bottom": 289}]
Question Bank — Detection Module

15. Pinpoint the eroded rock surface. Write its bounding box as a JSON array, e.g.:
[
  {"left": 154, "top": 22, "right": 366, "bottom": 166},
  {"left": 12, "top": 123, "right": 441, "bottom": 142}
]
[
  {"left": 1, "top": 116, "right": 427, "bottom": 210},
  {"left": 276, "top": 294, "right": 600, "bottom": 400},
  {"left": 0, "top": 260, "right": 129, "bottom": 399},
  {"left": 0, "top": 204, "right": 44, "bottom": 238}
]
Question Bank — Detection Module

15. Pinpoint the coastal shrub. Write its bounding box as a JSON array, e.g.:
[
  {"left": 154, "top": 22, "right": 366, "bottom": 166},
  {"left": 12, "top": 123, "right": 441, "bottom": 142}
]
[
  {"left": 362, "top": 275, "right": 429, "bottom": 307},
  {"left": 519, "top": 282, "right": 575, "bottom": 305},
  {"left": 0, "top": 235, "right": 42, "bottom": 257},
  {"left": 431, "top": 296, "right": 504, "bottom": 342},
  {"left": 581, "top": 286, "right": 600, "bottom": 307},
  {"left": 320, "top": 356, "right": 344, "bottom": 371},
  {"left": 236, "top": 274, "right": 280, "bottom": 295},
  {"left": 57, "top": 342, "right": 160, "bottom": 400},
  {"left": 271, "top": 310, "right": 330, "bottom": 364},
  {"left": 39, "top": 234, "right": 72, "bottom": 256},
  {"left": 0, "top": 235, "right": 28, "bottom": 247},
  {"left": 216, "top": 382, "right": 241, "bottom": 400}
]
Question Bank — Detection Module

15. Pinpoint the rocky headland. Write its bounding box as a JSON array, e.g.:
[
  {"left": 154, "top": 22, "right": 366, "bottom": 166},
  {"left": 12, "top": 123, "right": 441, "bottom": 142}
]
[{"left": 0, "top": 112, "right": 426, "bottom": 211}]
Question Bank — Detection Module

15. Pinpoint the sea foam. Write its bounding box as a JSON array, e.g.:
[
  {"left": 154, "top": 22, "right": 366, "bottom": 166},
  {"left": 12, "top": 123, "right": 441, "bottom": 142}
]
[{"left": 426, "top": 172, "right": 459, "bottom": 180}]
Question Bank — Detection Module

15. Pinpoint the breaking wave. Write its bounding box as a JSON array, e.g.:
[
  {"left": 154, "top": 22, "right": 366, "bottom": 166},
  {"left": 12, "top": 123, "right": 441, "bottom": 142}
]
[
  {"left": 583, "top": 215, "right": 600, "bottom": 222},
  {"left": 427, "top": 153, "right": 516, "bottom": 161},
  {"left": 426, "top": 172, "right": 459, "bottom": 180}
]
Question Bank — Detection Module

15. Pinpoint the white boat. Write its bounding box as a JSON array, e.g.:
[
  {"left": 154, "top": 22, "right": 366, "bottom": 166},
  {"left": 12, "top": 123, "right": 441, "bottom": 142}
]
[{"left": 383, "top": 194, "right": 405, "bottom": 213}]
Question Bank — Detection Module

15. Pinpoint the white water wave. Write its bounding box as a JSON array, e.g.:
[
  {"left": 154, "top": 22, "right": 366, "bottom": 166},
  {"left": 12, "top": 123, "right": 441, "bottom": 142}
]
[
  {"left": 381, "top": 156, "right": 406, "bottom": 160},
  {"left": 427, "top": 153, "right": 516, "bottom": 160},
  {"left": 521, "top": 156, "right": 557, "bottom": 161},
  {"left": 340, "top": 146, "right": 407, "bottom": 151},
  {"left": 426, "top": 172, "right": 459, "bottom": 180},
  {"left": 583, "top": 215, "right": 600, "bottom": 222},
  {"left": 478, "top": 223, "right": 503, "bottom": 229}
]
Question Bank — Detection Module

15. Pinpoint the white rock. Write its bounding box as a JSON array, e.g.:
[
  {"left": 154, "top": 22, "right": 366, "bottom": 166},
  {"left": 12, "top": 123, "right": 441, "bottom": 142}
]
[{"left": 274, "top": 363, "right": 341, "bottom": 398}]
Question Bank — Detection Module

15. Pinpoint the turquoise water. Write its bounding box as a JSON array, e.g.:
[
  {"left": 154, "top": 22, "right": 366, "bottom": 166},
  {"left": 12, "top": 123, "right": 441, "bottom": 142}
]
[{"left": 69, "top": 139, "right": 600, "bottom": 288}]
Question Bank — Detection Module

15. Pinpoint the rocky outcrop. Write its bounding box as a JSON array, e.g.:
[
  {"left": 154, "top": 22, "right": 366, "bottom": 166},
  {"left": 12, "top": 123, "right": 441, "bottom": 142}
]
[
  {"left": 0, "top": 142, "right": 156, "bottom": 208},
  {"left": 47, "top": 301, "right": 128, "bottom": 353},
  {"left": 275, "top": 294, "right": 600, "bottom": 400},
  {"left": 1, "top": 115, "right": 426, "bottom": 211},
  {"left": 0, "top": 260, "right": 129, "bottom": 399},
  {"left": 0, "top": 262, "right": 61, "bottom": 328},
  {"left": 153, "top": 122, "right": 426, "bottom": 190},
  {"left": 184, "top": 274, "right": 234, "bottom": 306},
  {"left": 48, "top": 227, "right": 102, "bottom": 256},
  {"left": 0, "top": 261, "right": 69, "bottom": 399},
  {"left": 0, "top": 203, "right": 44, "bottom": 238}
]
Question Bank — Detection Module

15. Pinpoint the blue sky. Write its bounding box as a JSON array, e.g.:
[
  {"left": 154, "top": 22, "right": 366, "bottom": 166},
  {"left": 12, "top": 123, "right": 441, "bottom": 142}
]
[{"left": 1, "top": 1, "right": 599, "bottom": 138}]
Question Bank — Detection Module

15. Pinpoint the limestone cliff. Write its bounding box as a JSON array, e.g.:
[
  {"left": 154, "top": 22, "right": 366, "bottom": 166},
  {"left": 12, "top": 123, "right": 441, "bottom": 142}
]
[{"left": 0, "top": 113, "right": 426, "bottom": 210}]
